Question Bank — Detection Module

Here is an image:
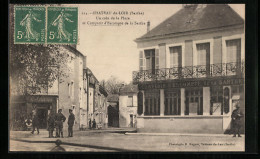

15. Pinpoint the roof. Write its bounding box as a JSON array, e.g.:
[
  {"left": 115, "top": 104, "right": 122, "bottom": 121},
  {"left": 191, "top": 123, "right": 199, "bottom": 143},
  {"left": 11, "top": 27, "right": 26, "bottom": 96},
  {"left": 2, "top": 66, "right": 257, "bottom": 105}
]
[
  {"left": 136, "top": 4, "right": 244, "bottom": 41},
  {"left": 107, "top": 94, "right": 119, "bottom": 102},
  {"left": 99, "top": 85, "right": 108, "bottom": 97},
  {"left": 84, "top": 67, "right": 99, "bottom": 85},
  {"left": 119, "top": 84, "right": 138, "bottom": 95},
  {"left": 63, "top": 45, "right": 85, "bottom": 57}
]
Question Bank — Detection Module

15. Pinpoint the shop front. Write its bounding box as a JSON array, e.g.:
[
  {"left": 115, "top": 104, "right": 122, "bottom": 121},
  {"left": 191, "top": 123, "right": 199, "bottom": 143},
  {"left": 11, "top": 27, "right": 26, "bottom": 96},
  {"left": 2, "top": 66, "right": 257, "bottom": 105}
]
[
  {"left": 137, "top": 77, "right": 244, "bottom": 134},
  {"left": 10, "top": 95, "right": 58, "bottom": 130}
]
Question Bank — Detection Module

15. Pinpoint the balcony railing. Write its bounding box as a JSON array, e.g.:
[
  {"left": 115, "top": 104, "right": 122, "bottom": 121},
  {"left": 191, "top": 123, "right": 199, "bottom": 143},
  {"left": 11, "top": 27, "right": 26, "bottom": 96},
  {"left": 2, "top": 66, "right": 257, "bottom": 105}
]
[{"left": 132, "top": 62, "right": 245, "bottom": 83}]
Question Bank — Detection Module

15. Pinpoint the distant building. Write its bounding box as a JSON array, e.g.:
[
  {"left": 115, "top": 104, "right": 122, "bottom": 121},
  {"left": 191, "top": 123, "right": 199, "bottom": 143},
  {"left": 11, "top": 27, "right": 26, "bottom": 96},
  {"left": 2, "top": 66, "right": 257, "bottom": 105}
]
[
  {"left": 107, "top": 94, "right": 119, "bottom": 127},
  {"left": 119, "top": 84, "right": 138, "bottom": 128},
  {"left": 133, "top": 4, "right": 245, "bottom": 133},
  {"left": 83, "top": 68, "right": 108, "bottom": 129}
]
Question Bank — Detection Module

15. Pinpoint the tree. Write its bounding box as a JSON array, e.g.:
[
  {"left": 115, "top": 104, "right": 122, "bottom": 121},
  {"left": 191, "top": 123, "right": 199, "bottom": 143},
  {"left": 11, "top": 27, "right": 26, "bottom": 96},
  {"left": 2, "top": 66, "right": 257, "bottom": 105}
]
[
  {"left": 10, "top": 44, "right": 72, "bottom": 95},
  {"left": 9, "top": 5, "right": 71, "bottom": 95},
  {"left": 100, "top": 76, "right": 125, "bottom": 94}
]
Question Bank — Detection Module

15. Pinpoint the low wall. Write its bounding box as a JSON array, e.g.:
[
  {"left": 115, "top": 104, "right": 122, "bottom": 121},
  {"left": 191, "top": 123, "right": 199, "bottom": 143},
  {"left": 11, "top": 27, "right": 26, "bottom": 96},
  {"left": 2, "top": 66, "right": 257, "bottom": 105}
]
[{"left": 137, "top": 116, "right": 225, "bottom": 134}]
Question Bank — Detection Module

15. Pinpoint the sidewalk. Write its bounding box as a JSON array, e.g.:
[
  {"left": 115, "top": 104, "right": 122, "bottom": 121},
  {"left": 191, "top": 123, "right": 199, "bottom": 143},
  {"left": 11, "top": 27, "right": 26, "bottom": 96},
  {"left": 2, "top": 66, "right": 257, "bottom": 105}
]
[{"left": 125, "top": 132, "right": 239, "bottom": 137}]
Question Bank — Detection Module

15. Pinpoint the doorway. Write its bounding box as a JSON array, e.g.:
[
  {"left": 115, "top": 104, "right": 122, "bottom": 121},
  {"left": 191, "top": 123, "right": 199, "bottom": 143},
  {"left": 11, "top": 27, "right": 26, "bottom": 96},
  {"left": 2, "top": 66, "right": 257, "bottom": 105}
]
[
  {"left": 108, "top": 105, "right": 119, "bottom": 127},
  {"left": 37, "top": 108, "right": 48, "bottom": 129},
  {"left": 129, "top": 114, "right": 133, "bottom": 128}
]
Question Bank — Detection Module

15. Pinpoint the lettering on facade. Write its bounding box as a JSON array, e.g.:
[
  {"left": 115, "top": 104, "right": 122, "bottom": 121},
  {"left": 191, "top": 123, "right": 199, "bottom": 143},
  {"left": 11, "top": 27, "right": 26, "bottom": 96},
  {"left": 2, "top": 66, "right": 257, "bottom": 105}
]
[{"left": 139, "top": 78, "right": 244, "bottom": 90}]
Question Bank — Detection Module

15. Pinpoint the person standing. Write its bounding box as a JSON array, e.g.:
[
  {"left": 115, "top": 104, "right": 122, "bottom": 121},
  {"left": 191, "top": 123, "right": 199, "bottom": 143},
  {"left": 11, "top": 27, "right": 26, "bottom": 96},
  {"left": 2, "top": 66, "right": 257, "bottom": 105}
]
[
  {"left": 92, "top": 119, "right": 96, "bottom": 129},
  {"left": 67, "top": 109, "right": 75, "bottom": 137},
  {"left": 55, "top": 109, "right": 66, "bottom": 138},
  {"left": 31, "top": 107, "right": 39, "bottom": 134},
  {"left": 47, "top": 111, "right": 55, "bottom": 138},
  {"left": 231, "top": 104, "right": 244, "bottom": 137},
  {"left": 89, "top": 119, "right": 92, "bottom": 129}
]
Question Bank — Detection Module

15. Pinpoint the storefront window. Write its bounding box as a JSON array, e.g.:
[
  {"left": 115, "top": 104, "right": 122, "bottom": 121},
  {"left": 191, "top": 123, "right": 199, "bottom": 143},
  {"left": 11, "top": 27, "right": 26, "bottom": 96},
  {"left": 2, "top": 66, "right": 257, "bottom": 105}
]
[
  {"left": 144, "top": 90, "right": 160, "bottom": 115},
  {"left": 210, "top": 86, "right": 223, "bottom": 115},
  {"left": 185, "top": 88, "right": 203, "bottom": 115},
  {"left": 165, "top": 89, "right": 181, "bottom": 115}
]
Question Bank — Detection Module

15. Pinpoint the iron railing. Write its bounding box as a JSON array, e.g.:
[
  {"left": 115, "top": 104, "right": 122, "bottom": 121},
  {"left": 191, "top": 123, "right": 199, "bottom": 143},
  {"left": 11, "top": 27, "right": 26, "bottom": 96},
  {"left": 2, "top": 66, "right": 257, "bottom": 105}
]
[{"left": 132, "top": 62, "right": 245, "bottom": 83}]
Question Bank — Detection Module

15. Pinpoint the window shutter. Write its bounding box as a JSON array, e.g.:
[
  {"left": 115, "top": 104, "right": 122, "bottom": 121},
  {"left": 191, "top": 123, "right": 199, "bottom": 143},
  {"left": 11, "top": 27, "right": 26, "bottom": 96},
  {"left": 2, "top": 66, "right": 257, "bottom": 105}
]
[
  {"left": 137, "top": 91, "right": 143, "bottom": 115},
  {"left": 155, "top": 49, "right": 159, "bottom": 69},
  {"left": 139, "top": 51, "right": 144, "bottom": 71},
  {"left": 178, "top": 46, "right": 182, "bottom": 67}
]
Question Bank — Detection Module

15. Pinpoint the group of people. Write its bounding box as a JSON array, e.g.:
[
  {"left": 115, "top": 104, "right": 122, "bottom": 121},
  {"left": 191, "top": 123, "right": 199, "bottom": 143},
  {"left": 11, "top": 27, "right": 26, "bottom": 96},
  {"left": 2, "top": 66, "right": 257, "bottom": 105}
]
[
  {"left": 30, "top": 108, "right": 75, "bottom": 138},
  {"left": 88, "top": 119, "right": 97, "bottom": 129},
  {"left": 47, "top": 109, "right": 75, "bottom": 138}
]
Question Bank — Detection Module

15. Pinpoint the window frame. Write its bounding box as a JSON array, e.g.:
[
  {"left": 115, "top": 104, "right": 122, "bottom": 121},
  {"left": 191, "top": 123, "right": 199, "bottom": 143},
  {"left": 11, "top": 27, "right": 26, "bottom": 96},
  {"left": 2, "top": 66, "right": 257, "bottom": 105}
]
[
  {"left": 166, "top": 43, "right": 185, "bottom": 68},
  {"left": 127, "top": 95, "right": 134, "bottom": 107},
  {"left": 222, "top": 34, "right": 245, "bottom": 64}
]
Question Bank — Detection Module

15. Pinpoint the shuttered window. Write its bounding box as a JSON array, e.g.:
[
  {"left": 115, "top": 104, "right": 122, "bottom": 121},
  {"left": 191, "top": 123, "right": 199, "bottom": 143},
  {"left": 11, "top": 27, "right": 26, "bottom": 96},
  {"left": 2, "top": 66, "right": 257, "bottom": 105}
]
[
  {"left": 137, "top": 91, "right": 143, "bottom": 115},
  {"left": 196, "top": 43, "right": 210, "bottom": 77},
  {"left": 169, "top": 46, "right": 182, "bottom": 67},
  {"left": 226, "top": 39, "right": 241, "bottom": 63}
]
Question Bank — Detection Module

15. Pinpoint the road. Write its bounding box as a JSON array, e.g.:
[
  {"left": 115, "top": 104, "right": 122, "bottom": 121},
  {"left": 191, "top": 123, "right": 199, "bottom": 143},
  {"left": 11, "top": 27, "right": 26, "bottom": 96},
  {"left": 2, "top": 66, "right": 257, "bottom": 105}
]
[{"left": 9, "top": 129, "right": 244, "bottom": 152}]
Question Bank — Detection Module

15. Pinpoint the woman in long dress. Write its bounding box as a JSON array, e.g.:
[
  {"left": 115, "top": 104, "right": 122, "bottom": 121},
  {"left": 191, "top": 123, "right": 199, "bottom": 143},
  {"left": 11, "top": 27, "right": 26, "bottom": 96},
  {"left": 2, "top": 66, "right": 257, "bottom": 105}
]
[
  {"left": 20, "top": 10, "right": 41, "bottom": 41},
  {"left": 52, "top": 10, "right": 74, "bottom": 42}
]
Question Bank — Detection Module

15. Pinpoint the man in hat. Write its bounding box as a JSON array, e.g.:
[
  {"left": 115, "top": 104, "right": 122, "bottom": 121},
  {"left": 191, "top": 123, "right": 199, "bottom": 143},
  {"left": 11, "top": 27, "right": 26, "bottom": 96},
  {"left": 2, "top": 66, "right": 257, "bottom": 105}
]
[
  {"left": 231, "top": 104, "right": 244, "bottom": 137},
  {"left": 67, "top": 109, "right": 75, "bottom": 137},
  {"left": 55, "top": 109, "right": 66, "bottom": 138}
]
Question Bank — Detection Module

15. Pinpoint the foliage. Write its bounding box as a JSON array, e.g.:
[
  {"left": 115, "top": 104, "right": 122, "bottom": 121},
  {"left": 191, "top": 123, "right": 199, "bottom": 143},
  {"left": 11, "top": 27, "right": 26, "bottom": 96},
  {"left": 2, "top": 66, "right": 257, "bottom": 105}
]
[
  {"left": 10, "top": 44, "right": 72, "bottom": 95},
  {"left": 100, "top": 76, "right": 125, "bottom": 94}
]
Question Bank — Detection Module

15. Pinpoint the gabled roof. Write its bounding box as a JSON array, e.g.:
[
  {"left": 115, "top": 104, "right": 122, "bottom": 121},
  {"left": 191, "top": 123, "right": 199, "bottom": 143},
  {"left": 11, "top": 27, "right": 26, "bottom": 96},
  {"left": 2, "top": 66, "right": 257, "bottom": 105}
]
[
  {"left": 136, "top": 4, "right": 244, "bottom": 41},
  {"left": 107, "top": 94, "right": 119, "bottom": 102},
  {"left": 119, "top": 84, "right": 138, "bottom": 95}
]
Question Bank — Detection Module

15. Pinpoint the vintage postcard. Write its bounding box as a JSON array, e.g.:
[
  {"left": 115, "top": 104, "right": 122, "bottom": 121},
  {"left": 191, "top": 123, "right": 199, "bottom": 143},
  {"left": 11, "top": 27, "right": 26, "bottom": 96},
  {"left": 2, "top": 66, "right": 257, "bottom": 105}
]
[{"left": 9, "top": 4, "right": 246, "bottom": 152}]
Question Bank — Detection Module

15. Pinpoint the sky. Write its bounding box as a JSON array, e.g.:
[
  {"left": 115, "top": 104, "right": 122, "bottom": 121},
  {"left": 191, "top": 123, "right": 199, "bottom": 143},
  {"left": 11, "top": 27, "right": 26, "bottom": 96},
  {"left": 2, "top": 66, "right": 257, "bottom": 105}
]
[{"left": 76, "top": 4, "right": 245, "bottom": 84}]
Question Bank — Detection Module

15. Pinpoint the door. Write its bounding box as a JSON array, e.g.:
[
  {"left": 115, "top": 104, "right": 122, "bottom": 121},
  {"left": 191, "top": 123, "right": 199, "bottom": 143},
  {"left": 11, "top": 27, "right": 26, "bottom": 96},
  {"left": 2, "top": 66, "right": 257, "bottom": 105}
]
[
  {"left": 37, "top": 108, "right": 48, "bottom": 129},
  {"left": 129, "top": 114, "right": 133, "bottom": 128}
]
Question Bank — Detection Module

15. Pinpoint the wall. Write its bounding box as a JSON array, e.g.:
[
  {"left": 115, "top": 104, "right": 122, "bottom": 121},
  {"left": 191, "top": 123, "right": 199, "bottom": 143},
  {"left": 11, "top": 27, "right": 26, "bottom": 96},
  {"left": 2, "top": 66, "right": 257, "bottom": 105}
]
[
  {"left": 58, "top": 46, "right": 84, "bottom": 130},
  {"left": 119, "top": 94, "right": 137, "bottom": 127},
  {"left": 92, "top": 85, "right": 108, "bottom": 128},
  {"left": 137, "top": 27, "right": 244, "bottom": 68},
  {"left": 137, "top": 116, "right": 224, "bottom": 134}
]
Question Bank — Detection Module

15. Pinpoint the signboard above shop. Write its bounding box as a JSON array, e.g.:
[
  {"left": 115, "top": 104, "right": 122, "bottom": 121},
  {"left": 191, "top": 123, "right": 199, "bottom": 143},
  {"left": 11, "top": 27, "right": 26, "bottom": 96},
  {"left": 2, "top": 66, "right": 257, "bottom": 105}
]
[{"left": 139, "top": 78, "right": 244, "bottom": 90}]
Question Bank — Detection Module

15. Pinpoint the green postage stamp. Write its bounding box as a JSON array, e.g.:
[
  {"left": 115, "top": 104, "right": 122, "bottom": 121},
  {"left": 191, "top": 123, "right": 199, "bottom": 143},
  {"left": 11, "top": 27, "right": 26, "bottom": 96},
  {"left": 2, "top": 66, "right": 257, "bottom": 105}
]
[
  {"left": 47, "top": 7, "right": 78, "bottom": 44},
  {"left": 14, "top": 6, "right": 46, "bottom": 44}
]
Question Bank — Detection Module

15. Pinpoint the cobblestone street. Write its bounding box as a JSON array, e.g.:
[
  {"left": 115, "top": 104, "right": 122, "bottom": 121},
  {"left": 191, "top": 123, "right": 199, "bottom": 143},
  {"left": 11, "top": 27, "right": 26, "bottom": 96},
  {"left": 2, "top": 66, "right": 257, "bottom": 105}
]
[{"left": 10, "top": 129, "right": 244, "bottom": 152}]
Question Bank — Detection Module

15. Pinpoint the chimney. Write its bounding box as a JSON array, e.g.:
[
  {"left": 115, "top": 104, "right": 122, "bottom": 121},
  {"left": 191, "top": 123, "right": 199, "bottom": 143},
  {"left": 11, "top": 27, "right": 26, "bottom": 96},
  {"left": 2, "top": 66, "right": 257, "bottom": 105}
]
[{"left": 147, "top": 21, "right": 150, "bottom": 32}]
